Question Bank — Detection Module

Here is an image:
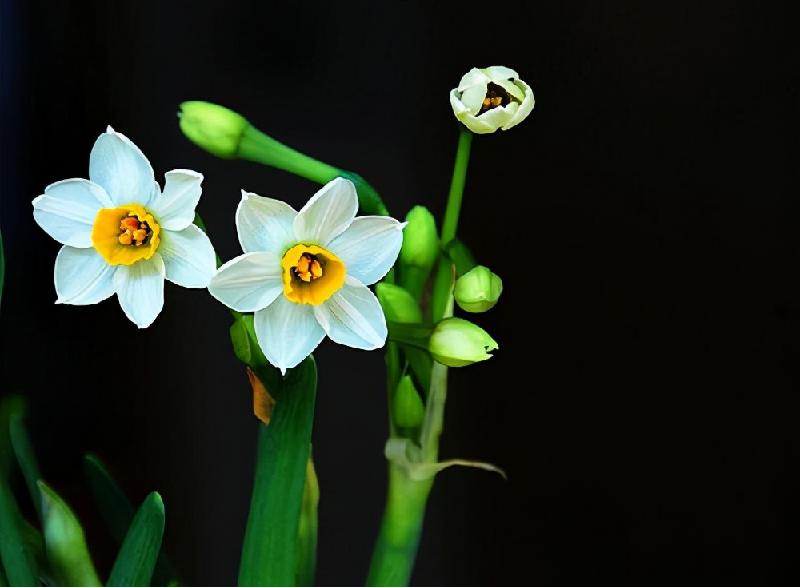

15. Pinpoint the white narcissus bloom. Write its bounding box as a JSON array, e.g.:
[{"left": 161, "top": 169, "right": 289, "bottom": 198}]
[
  {"left": 449, "top": 66, "right": 535, "bottom": 134},
  {"left": 208, "top": 178, "right": 405, "bottom": 374},
  {"left": 32, "top": 127, "right": 216, "bottom": 328}
]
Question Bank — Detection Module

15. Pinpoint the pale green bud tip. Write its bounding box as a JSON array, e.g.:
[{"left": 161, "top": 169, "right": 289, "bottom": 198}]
[
  {"left": 449, "top": 65, "right": 534, "bottom": 134},
  {"left": 178, "top": 101, "right": 250, "bottom": 159},
  {"left": 393, "top": 375, "right": 425, "bottom": 428},
  {"left": 454, "top": 265, "right": 503, "bottom": 313},
  {"left": 429, "top": 317, "right": 498, "bottom": 367},
  {"left": 399, "top": 206, "right": 439, "bottom": 270},
  {"left": 375, "top": 283, "right": 422, "bottom": 324}
]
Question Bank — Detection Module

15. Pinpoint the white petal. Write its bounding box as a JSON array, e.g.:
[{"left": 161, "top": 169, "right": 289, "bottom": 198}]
[
  {"left": 89, "top": 127, "right": 155, "bottom": 206},
  {"left": 149, "top": 169, "right": 203, "bottom": 231},
  {"left": 236, "top": 191, "right": 297, "bottom": 254},
  {"left": 460, "top": 84, "right": 489, "bottom": 115},
  {"left": 54, "top": 246, "right": 115, "bottom": 305},
  {"left": 313, "top": 277, "right": 387, "bottom": 350},
  {"left": 207, "top": 252, "right": 283, "bottom": 312},
  {"left": 483, "top": 65, "right": 519, "bottom": 82},
  {"left": 112, "top": 254, "right": 165, "bottom": 328},
  {"left": 32, "top": 179, "right": 111, "bottom": 247},
  {"left": 254, "top": 296, "right": 326, "bottom": 374},
  {"left": 503, "top": 80, "right": 535, "bottom": 130},
  {"left": 293, "top": 177, "right": 358, "bottom": 245},
  {"left": 476, "top": 104, "right": 515, "bottom": 130},
  {"left": 457, "top": 68, "right": 491, "bottom": 91},
  {"left": 327, "top": 216, "right": 404, "bottom": 285},
  {"left": 159, "top": 224, "right": 216, "bottom": 288}
]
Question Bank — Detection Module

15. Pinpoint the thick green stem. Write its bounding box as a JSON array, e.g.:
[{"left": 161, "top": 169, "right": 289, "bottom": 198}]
[
  {"left": 440, "top": 129, "right": 473, "bottom": 244},
  {"left": 366, "top": 466, "right": 433, "bottom": 587}
]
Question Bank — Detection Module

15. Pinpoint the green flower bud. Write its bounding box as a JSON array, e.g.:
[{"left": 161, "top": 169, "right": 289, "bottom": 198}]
[
  {"left": 450, "top": 66, "right": 535, "bottom": 134},
  {"left": 375, "top": 283, "right": 422, "bottom": 324},
  {"left": 400, "top": 206, "right": 439, "bottom": 271},
  {"left": 179, "top": 101, "right": 250, "bottom": 159},
  {"left": 39, "top": 481, "right": 102, "bottom": 587},
  {"left": 429, "top": 317, "right": 498, "bottom": 367},
  {"left": 454, "top": 265, "right": 503, "bottom": 313},
  {"left": 392, "top": 375, "right": 425, "bottom": 429}
]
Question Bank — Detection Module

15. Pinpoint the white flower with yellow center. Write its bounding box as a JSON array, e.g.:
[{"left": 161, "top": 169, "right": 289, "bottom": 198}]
[
  {"left": 208, "top": 177, "right": 404, "bottom": 373},
  {"left": 449, "top": 66, "right": 535, "bottom": 134},
  {"left": 32, "top": 127, "right": 216, "bottom": 328}
]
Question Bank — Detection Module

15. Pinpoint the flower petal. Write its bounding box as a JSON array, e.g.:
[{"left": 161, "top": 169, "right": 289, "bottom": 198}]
[
  {"left": 89, "top": 126, "right": 155, "bottom": 206},
  {"left": 475, "top": 105, "right": 515, "bottom": 131},
  {"left": 112, "top": 254, "right": 165, "bottom": 328},
  {"left": 254, "top": 296, "right": 326, "bottom": 374},
  {"left": 483, "top": 65, "right": 519, "bottom": 83},
  {"left": 457, "top": 67, "right": 491, "bottom": 91},
  {"left": 149, "top": 169, "right": 203, "bottom": 231},
  {"left": 32, "top": 179, "right": 111, "bottom": 247},
  {"left": 293, "top": 177, "right": 358, "bottom": 245},
  {"left": 503, "top": 80, "right": 535, "bottom": 130},
  {"left": 159, "top": 224, "right": 216, "bottom": 288},
  {"left": 313, "top": 277, "right": 387, "bottom": 350},
  {"left": 460, "top": 84, "right": 489, "bottom": 115},
  {"left": 327, "top": 216, "right": 404, "bottom": 285},
  {"left": 208, "top": 252, "right": 283, "bottom": 312},
  {"left": 54, "top": 246, "right": 115, "bottom": 305},
  {"left": 236, "top": 191, "right": 297, "bottom": 254}
]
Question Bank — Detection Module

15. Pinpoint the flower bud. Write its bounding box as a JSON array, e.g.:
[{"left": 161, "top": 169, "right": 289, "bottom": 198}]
[
  {"left": 449, "top": 66, "right": 534, "bottom": 134},
  {"left": 429, "top": 317, "right": 498, "bottom": 367},
  {"left": 376, "top": 283, "right": 422, "bottom": 324},
  {"left": 454, "top": 265, "right": 503, "bottom": 313},
  {"left": 179, "top": 101, "right": 250, "bottom": 159},
  {"left": 39, "top": 481, "right": 102, "bottom": 587},
  {"left": 392, "top": 375, "right": 425, "bottom": 429},
  {"left": 399, "top": 206, "right": 439, "bottom": 272}
]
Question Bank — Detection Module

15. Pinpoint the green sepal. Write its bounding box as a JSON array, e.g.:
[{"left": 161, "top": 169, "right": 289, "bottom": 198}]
[{"left": 107, "top": 492, "right": 165, "bottom": 587}]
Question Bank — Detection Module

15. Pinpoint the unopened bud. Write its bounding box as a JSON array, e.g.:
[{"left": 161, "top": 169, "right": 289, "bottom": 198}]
[
  {"left": 454, "top": 265, "right": 503, "bottom": 313},
  {"left": 429, "top": 317, "right": 498, "bottom": 367},
  {"left": 179, "top": 101, "right": 250, "bottom": 159}
]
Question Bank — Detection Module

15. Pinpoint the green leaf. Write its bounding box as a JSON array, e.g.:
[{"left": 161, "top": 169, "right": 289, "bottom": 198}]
[
  {"left": 0, "top": 481, "right": 38, "bottom": 587},
  {"left": 83, "top": 454, "right": 179, "bottom": 587},
  {"left": 38, "top": 481, "right": 102, "bottom": 587},
  {"left": 107, "top": 492, "right": 165, "bottom": 587},
  {"left": 238, "top": 358, "right": 317, "bottom": 587},
  {"left": 0, "top": 396, "right": 25, "bottom": 479},
  {"left": 9, "top": 414, "right": 42, "bottom": 521}
]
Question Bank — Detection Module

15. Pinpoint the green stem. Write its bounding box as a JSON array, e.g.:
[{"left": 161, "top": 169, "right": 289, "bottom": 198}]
[
  {"left": 440, "top": 129, "right": 473, "bottom": 244},
  {"left": 366, "top": 466, "right": 432, "bottom": 587},
  {"left": 238, "top": 126, "right": 341, "bottom": 185},
  {"left": 386, "top": 322, "right": 432, "bottom": 350}
]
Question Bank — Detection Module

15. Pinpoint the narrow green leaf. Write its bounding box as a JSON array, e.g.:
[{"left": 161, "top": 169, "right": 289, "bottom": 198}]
[
  {"left": 107, "top": 492, "right": 165, "bottom": 587},
  {"left": 38, "top": 481, "right": 102, "bottom": 587},
  {"left": 83, "top": 454, "right": 179, "bottom": 587},
  {"left": 9, "top": 415, "right": 42, "bottom": 521},
  {"left": 0, "top": 396, "right": 25, "bottom": 479},
  {"left": 0, "top": 481, "right": 37, "bottom": 587},
  {"left": 238, "top": 358, "right": 317, "bottom": 587}
]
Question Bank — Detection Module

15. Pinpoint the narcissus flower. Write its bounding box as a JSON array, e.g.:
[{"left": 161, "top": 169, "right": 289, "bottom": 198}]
[
  {"left": 208, "top": 177, "right": 405, "bottom": 373},
  {"left": 32, "top": 127, "right": 216, "bottom": 328},
  {"left": 449, "top": 66, "right": 534, "bottom": 134}
]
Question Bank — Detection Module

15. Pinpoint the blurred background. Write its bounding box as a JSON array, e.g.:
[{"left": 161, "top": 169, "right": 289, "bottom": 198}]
[{"left": 0, "top": 0, "right": 788, "bottom": 585}]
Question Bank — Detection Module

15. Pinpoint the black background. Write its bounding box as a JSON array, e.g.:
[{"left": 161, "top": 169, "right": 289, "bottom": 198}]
[{"left": 0, "top": 1, "right": 789, "bottom": 585}]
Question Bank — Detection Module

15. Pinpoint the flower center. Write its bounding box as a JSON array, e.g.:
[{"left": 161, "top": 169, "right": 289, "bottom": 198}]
[
  {"left": 91, "top": 203, "right": 161, "bottom": 266},
  {"left": 281, "top": 244, "right": 346, "bottom": 305},
  {"left": 480, "top": 82, "right": 512, "bottom": 113}
]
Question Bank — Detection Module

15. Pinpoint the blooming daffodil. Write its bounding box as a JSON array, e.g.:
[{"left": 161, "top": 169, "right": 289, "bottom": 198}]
[
  {"left": 32, "top": 127, "right": 216, "bottom": 328},
  {"left": 208, "top": 177, "right": 405, "bottom": 373},
  {"left": 449, "top": 66, "right": 535, "bottom": 134}
]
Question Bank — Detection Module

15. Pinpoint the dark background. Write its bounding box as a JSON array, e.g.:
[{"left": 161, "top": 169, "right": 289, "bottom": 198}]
[{"left": 0, "top": 1, "right": 789, "bottom": 585}]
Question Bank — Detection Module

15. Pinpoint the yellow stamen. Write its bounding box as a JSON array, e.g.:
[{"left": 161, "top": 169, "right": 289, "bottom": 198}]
[
  {"left": 92, "top": 203, "right": 161, "bottom": 266},
  {"left": 281, "top": 244, "right": 346, "bottom": 305}
]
